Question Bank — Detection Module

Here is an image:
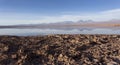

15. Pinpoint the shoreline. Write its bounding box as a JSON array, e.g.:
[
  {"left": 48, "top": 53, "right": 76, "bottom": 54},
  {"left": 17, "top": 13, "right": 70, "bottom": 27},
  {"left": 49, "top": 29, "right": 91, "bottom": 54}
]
[
  {"left": 0, "top": 34, "right": 120, "bottom": 65},
  {"left": 0, "top": 34, "right": 120, "bottom": 37}
]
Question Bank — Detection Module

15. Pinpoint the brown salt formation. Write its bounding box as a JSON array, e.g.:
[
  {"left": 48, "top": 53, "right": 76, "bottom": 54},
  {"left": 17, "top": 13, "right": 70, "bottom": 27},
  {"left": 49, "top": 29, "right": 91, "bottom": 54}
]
[{"left": 0, "top": 34, "right": 120, "bottom": 65}]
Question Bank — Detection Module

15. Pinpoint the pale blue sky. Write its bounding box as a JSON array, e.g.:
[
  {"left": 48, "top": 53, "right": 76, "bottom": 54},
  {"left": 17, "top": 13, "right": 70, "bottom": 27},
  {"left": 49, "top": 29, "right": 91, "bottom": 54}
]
[{"left": 0, "top": 0, "right": 120, "bottom": 25}]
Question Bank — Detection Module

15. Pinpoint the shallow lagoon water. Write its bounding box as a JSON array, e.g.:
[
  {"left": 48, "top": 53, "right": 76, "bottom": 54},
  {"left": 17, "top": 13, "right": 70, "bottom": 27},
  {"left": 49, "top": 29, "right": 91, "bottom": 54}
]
[{"left": 0, "top": 28, "right": 120, "bottom": 36}]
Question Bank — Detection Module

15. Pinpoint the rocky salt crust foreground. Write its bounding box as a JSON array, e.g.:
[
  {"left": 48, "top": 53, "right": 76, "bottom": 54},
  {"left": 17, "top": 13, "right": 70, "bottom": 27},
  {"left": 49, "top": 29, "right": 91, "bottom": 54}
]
[{"left": 0, "top": 34, "right": 120, "bottom": 65}]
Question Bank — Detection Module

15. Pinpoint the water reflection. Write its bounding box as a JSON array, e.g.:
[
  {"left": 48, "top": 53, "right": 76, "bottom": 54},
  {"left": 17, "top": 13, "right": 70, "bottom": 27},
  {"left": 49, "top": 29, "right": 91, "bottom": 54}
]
[{"left": 0, "top": 28, "right": 120, "bottom": 36}]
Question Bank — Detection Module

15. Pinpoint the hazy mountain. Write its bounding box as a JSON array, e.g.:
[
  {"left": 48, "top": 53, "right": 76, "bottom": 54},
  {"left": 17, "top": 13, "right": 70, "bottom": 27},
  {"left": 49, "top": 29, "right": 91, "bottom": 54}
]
[
  {"left": 76, "top": 20, "right": 94, "bottom": 23},
  {"left": 0, "top": 19, "right": 120, "bottom": 29},
  {"left": 49, "top": 20, "right": 94, "bottom": 25},
  {"left": 49, "top": 21, "right": 74, "bottom": 25}
]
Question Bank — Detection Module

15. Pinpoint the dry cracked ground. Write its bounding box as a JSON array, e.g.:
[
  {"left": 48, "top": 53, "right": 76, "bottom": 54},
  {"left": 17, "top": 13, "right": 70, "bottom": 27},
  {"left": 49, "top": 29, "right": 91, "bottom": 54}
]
[{"left": 0, "top": 34, "right": 120, "bottom": 65}]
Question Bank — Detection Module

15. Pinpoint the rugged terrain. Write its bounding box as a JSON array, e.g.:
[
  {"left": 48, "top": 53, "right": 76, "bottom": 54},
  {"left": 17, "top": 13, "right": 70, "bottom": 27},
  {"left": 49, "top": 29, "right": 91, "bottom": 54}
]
[{"left": 0, "top": 34, "right": 120, "bottom": 65}]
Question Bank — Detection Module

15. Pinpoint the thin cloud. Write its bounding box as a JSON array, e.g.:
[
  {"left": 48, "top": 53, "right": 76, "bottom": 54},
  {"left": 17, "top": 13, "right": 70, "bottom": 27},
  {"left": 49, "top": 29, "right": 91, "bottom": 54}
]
[
  {"left": 101, "top": 9, "right": 120, "bottom": 14},
  {"left": 0, "top": 8, "right": 120, "bottom": 25}
]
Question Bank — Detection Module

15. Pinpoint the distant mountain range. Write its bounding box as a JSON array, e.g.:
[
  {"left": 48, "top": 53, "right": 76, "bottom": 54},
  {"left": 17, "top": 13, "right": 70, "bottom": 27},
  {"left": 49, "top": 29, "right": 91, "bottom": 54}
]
[
  {"left": 44, "top": 20, "right": 94, "bottom": 25},
  {"left": 0, "top": 19, "right": 120, "bottom": 29}
]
